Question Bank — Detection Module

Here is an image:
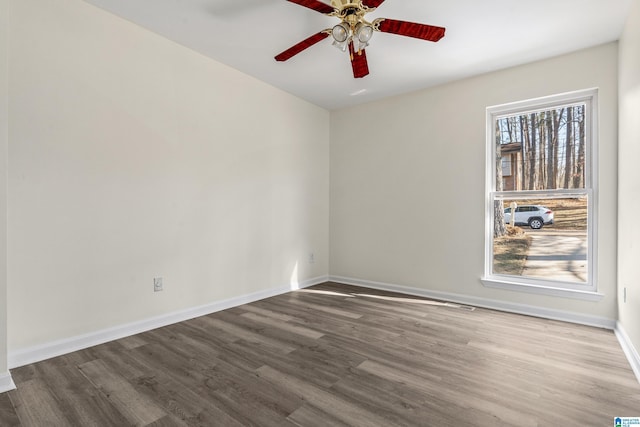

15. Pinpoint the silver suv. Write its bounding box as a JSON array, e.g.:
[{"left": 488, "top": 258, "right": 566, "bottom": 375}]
[{"left": 504, "top": 205, "right": 554, "bottom": 229}]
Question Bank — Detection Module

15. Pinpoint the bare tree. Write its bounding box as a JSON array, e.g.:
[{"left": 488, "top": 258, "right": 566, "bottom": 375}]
[
  {"left": 574, "top": 106, "right": 586, "bottom": 188},
  {"left": 494, "top": 121, "right": 506, "bottom": 238},
  {"left": 519, "top": 115, "right": 527, "bottom": 190},
  {"left": 564, "top": 106, "right": 574, "bottom": 188},
  {"left": 528, "top": 113, "right": 537, "bottom": 190},
  {"left": 499, "top": 105, "right": 586, "bottom": 195},
  {"left": 546, "top": 109, "right": 560, "bottom": 189},
  {"left": 553, "top": 108, "right": 564, "bottom": 189},
  {"left": 538, "top": 111, "right": 547, "bottom": 189}
]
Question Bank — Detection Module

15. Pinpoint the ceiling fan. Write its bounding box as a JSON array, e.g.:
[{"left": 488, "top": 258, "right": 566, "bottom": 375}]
[{"left": 275, "top": 0, "right": 445, "bottom": 78}]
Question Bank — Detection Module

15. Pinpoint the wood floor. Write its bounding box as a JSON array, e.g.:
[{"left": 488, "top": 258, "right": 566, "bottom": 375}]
[{"left": 1, "top": 282, "right": 639, "bottom": 426}]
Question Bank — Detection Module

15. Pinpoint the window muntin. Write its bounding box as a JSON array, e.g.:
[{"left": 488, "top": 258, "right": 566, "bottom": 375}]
[{"left": 485, "top": 90, "right": 597, "bottom": 294}]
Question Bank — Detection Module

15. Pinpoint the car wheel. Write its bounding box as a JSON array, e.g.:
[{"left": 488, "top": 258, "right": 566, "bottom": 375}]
[{"left": 529, "top": 218, "right": 543, "bottom": 229}]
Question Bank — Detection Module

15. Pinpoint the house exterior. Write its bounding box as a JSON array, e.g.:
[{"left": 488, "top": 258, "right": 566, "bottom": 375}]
[{"left": 501, "top": 142, "right": 522, "bottom": 191}]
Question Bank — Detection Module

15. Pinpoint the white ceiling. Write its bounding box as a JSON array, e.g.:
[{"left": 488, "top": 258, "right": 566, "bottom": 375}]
[{"left": 83, "top": 0, "right": 632, "bottom": 110}]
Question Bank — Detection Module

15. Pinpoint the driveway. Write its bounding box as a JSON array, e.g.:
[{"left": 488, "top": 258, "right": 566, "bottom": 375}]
[{"left": 521, "top": 229, "right": 587, "bottom": 282}]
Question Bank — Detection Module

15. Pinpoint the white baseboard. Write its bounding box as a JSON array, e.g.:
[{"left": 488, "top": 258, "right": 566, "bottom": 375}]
[
  {"left": 8, "top": 276, "right": 327, "bottom": 369},
  {"left": 9, "top": 273, "right": 626, "bottom": 378},
  {"left": 329, "top": 275, "right": 616, "bottom": 330},
  {"left": 615, "top": 322, "right": 640, "bottom": 384},
  {"left": 0, "top": 372, "right": 16, "bottom": 393}
]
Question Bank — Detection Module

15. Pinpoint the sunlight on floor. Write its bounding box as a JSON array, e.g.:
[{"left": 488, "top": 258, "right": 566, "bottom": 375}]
[
  {"left": 297, "top": 288, "right": 475, "bottom": 310},
  {"left": 297, "top": 289, "right": 355, "bottom": 297},
  {"left": 354, "top": 293, "right": 463, "bottom": 308}
]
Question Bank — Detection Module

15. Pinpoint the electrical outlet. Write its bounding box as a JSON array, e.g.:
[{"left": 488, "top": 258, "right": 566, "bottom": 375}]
[
  {"left": 308, "top": 253, "right": 315, "bottom": 264},
  {"left": 154, "top": 277, "right": 163, "bottom": 292},
  {"left": 624, "top": 287, "right": 627, "bottom": 303}
]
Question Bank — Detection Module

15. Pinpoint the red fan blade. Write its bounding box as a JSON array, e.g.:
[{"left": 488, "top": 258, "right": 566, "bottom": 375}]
[
  {"left": 348, "top": 42, "right": 369, "bottom": 78},
  {"left": 287, "top": 0, "right": 335, "bottom": 14},
  {"left": 376, "top": 18, "right": 445, "bottom": 42},
  {"left": 361, "top": 0, "right": 386, "bottom": 8},
  {"left": 275, "top": 31, "right": 330, "bottom": 61}
]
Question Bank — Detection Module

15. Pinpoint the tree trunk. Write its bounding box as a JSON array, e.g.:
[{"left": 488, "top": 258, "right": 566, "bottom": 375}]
[
  {"left": 539, "top": 112, "right": 546, "bottom": 189},
  {"left": 574, "top": 107, "right": 586, "bottom": 188},
  {"left": 494, "top": 121, "right": 506, "bottom": 238},
  {"left": 529, "top": 113, "right": 537, "bottom": 190},
  {"left": 546, "top": 110, "right": 556, "bottom": 189},
  {"left": 564, "top": 106, "right": 574, "bottom": 188},
  {"left": 519, "top": 115, "right": 527, "bottom": 191}
]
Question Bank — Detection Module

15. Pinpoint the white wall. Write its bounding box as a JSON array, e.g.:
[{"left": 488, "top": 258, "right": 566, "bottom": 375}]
[
  {"left": 330, "top": 43, "right": 619, "bottom": 320},
  {"left": 618, "top": 1, "right": 640, "bottom": 360},
  {"left": 0, "top": 0, "right": 9, "bottom": 380},
  {"left": 4, "top": 0, "right": 631, "bottom": 370},
  {"left": 8, "top": 0, "right": 329, "bottom": 351}
]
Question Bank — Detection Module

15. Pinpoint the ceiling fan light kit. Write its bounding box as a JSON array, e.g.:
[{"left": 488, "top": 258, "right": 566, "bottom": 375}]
[
  {"left": 275, "top": 0, "right": 446, "bottom": 78},
  {"left": 331, "top": 22, "right": 350, "bottom": 43},
  {"left": 355, "top": 22, "right": 374, "bottom": 43}
]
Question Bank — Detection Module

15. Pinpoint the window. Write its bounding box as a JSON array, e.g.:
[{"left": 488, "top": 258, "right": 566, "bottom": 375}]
[
  {"left": 482, "top": 89, "right": 600, "bottom": 300},
  {"left": 501, "top": 156, "right": 512, "bottom": 176}
]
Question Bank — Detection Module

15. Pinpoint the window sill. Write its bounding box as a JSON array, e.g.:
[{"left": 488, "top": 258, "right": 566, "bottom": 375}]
[{"left": 481, "top": 277, "right": 604, "bottom": 301}]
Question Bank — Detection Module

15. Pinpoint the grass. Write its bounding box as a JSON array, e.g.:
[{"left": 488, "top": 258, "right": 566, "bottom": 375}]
[
  {"left": 492, "top": 197, "right": 586, "bottom": 276},
  {"left": 531, "top": 198, "right": 587, "bottom": 230},
  {"left": 506, "top": 197, "right": 587, "bottom": 230},
  {"left": 493, "top": 226, "right": 533, "bottom": 276}
]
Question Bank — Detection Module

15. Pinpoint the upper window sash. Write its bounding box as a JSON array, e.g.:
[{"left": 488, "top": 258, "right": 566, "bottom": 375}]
[{"left": 488, "top": 91, "right": 596, "bottom": 193}]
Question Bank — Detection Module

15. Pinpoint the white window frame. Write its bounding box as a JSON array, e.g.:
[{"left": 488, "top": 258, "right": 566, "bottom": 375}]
[{"left": 481, "top": 89, "right": 602, "bottom": 301}]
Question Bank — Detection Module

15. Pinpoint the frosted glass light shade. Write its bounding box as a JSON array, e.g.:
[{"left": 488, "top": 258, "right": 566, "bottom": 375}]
[
  {"left": 332, "top": 23, "right": 350, "bottom": 42},
  {"left": 355, "top": 23, "right": 373, "bottom": 42}
]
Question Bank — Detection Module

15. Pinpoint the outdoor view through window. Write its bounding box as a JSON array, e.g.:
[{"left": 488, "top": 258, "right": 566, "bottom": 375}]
[{"left": 490, "top": 96, "right": 593, "bottom": 288}]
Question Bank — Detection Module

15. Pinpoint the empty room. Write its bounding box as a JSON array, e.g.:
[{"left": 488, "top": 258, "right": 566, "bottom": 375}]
[{"left": 1, "top": 0, "right": 639, "bottom": 425}]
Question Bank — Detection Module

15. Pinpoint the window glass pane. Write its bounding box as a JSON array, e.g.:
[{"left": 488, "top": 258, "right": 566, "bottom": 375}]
[
  {"left": 492, "top": 197, "right": 587, "bottom": 283},
  {"left": 501, "top": 156, "right": 512, "bottom": 176},
  {"left": 495, "top": 104, "right": 587, "bottom": 191}
]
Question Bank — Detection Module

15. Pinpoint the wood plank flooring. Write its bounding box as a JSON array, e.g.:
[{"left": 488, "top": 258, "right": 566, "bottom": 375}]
[{"left": 1, "top": 282, "right": 639, "bottom": 426}]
